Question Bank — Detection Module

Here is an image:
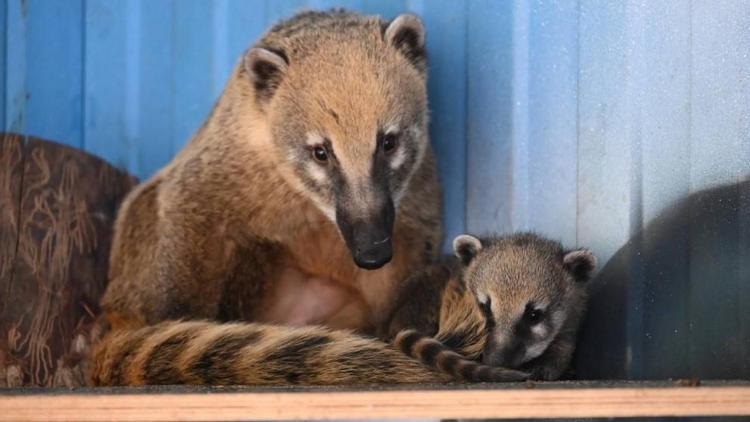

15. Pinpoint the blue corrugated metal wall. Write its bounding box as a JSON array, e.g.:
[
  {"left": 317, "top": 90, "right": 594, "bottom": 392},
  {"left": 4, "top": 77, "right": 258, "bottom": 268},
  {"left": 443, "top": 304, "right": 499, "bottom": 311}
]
[{"left": 3, "top": 0, "right": 749, "bottom": 379}]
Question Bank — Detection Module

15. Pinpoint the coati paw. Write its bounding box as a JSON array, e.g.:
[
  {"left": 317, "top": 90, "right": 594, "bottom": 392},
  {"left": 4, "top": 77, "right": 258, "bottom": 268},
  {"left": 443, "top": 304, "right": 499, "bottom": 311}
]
[
  {"left": 52, "top": 360, "right": 85, "bottom": 388},
  {"left": 4, "top": 365, "right": 23, "bottom": 387},
  {"left": 528, "top": 366, "right": 562, "bottom": 381},
  {"left": 52, "top": 333, "right": 93, "bottom": 388},
  {"left": 485, "top": 367, "right": 531, "bottom": 382}
]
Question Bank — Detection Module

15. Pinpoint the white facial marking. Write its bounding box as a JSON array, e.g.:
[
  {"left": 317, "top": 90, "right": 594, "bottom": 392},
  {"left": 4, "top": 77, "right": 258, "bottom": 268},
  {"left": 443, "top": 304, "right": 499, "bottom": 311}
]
[
  {"left": 390, "top": 147, "right": 407, "bottom": 170},
  {"left": 384, "top": 125, "right": 407, "bottom": 170},
  {"left": 305, "top": 162, "right": 328, "bottom": 184},
  {"left": 385, "top": 124, "right": 399, "bottom": 135},
  {"left": 306, "top": 132, "right": 325, "bottom": 146},
  {"left": 308, "top": 195, "right": 336, "bottom": 222},
  {"left": 531, "top": 324, "right": 548, "bottom": 337},
  {"left": 523, "top": 310, "right": 566, "bottom": 363},
  {"left": 524, "top": 337, "right": 554, "bottom": 362},
  {"left": 407, "top": 124, "right": 422, "bottom": 144},
  {"left": 551, "top": 310, "right": 566, "bottom": 328},
  {"left": 391, "top": 124, "right": 426, "bottom": 204},
  {"left": 302, "top": 133, "right": 334, "bottom": 220},
  {"left": 476, "top": 291, "right": 489, "bottom": 305}
]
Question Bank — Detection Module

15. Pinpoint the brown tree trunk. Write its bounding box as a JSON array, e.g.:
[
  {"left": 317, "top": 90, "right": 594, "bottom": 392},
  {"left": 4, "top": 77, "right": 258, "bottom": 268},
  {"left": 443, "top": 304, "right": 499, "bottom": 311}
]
[{"left": 0, "top": 133, "right": 136, "bottom": 387}]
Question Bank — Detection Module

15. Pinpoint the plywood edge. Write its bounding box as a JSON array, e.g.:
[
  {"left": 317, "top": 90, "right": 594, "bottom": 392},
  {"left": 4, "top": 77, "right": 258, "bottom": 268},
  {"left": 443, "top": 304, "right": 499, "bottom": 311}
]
[{"left": 1, "top": 384, "right": 749, "bottom": 421}]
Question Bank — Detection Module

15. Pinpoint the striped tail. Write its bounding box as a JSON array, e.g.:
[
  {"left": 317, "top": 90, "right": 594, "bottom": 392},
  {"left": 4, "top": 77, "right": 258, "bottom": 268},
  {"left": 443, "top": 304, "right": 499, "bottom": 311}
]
[
  {"left": 394, "top": 329, "right": 529, "bottom": 382},
  {"left": 90, "top": 320, "right": 448, "bottom": 386}
]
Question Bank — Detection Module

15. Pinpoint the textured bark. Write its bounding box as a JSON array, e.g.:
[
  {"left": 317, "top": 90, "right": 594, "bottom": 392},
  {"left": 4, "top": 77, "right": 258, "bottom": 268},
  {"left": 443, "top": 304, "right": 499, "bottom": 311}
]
[{"left": 0, "top": 133, "right": 136, "bottom": 387}]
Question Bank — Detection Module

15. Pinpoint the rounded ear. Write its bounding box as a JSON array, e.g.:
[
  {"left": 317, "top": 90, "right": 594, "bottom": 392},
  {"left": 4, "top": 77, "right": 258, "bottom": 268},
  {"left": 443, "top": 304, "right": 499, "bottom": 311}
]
[
  {"left": 383, "top": 14, "right": 427, "bottom": 72},
  {"left": 453, "top": 234, "right": 482, "bottom": 266},
  {"left": 243, "top": 47, "right": 289, "bottom": 103},
  {"left": 563, "top": 249, "right": 598, "bottom": 282}
]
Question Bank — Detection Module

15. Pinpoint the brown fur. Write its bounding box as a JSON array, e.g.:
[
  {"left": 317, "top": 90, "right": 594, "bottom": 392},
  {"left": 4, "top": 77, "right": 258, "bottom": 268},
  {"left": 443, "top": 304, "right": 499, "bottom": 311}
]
[
  {"left": 100, "top": 10, "right": 441, "bottom": 336},
  {"left": 454, "top": 233, "right": 597, "bottom": 380},
  {"left": 93, "top": 10, "right": 593, "bottom": 386},
  {"left": 90, "top": 262, "right": 521, "bottom": 386},
  {"left": 393, "top": 330, "right": 525, "bottom": 383},
  {"left": 91, "top": 321, "right": 447, "bottom": 386},
  {"left": 91, "top": 232, "right": 592, "bottom": 386},
  {"left": 94, "top": 270, "right": 493, "bottom": 386}
]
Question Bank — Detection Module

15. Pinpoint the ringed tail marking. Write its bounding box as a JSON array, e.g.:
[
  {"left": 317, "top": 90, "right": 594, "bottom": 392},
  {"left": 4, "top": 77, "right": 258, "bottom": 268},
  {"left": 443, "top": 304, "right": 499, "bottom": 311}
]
[
  {"left": 394, "top": 329, "right": 529, "bottom": 382},
  {"left": 91, "top": 321, "right": 446, "bottom": 386}
]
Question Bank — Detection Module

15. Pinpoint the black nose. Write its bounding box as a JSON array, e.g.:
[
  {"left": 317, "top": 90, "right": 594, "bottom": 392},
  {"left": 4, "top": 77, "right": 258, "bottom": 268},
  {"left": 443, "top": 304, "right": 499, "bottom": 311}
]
[
  {"left": 353, "top": 238, "right": 393, "bottom": 270},
  {"left": 336, "top": 198, "right": 395, "bottom": 271},
  {"left": 483, "top": 339, "right": 525, "bottom": 368}
]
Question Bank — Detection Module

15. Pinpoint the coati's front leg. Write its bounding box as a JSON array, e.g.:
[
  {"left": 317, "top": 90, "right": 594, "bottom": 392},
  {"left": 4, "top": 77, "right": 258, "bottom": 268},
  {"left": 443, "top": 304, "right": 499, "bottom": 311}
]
[
  {"left": 379, "top": 261, "right": 453, "bottom": 340},
  {"left": 152, "top": 221, "right": 233, "bottom": 320},
  {"left": 101, "top": 186, "right": 242, "bottom": 328},
  {"left": 217, "top": 239, "right": 291, "bottom": 323}
]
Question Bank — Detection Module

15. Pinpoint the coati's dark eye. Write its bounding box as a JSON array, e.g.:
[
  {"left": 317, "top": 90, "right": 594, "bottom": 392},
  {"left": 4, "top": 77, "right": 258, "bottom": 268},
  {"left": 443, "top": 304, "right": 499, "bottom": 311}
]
[
  {"left": 382, "top": 133, "right": 398, "bottom": 154},
  {"left": 312, "top": 146, "right": 328, "bottom": 163},
  {"left": 524, "top": 303, "right": 545, "bottom": 325}
]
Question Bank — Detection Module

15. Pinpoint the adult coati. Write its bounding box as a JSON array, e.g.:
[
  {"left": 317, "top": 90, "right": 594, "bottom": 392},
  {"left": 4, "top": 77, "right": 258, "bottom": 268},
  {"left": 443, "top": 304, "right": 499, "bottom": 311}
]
[
  {"left": 100, "top": 9, "right": 441, "bottom": 339},
  {"left": 91, "top": 233, "right": 596, "bottom": 385}
]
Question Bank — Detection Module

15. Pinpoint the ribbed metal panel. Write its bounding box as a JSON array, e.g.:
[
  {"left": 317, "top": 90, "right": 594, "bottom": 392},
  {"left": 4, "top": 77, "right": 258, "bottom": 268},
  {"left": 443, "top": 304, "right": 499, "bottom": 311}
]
[{"left": 3, "top": 0, "right": 749, "bottom": 379}]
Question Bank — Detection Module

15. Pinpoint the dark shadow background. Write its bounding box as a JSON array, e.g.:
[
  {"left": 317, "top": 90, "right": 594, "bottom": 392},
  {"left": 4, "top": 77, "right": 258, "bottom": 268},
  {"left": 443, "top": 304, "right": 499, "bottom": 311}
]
[{"left": 576, "top": 179, "right": 750, "bottom": 380}]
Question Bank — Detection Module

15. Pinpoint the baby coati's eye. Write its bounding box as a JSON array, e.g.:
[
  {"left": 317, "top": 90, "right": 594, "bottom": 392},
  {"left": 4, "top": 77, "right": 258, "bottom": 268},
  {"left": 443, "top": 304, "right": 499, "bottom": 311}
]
[
  {"left": 312, "top": 146, "right": 329, "bottom": 163},
  {"left": 381, "top": 132, "right": 399, "bottom": 154},
  {"left": 523, "top": 303, "right": 545, "bottom": 325}
]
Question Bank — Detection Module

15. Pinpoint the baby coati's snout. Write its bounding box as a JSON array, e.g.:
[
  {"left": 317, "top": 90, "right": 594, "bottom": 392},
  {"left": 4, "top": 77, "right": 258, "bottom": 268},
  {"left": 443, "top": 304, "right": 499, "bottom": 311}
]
[
  {"left": 452, "top": 233, "right": 597, "bottom": 376},
  {"left": 480, "top": 301, "right": 564, "bottom": 368}
]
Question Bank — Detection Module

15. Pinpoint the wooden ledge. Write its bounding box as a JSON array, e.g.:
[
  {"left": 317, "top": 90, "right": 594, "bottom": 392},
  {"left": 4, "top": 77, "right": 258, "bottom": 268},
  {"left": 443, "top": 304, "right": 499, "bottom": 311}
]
[{"left": 1, "top": 381, "right": 749, "bottom": 421}]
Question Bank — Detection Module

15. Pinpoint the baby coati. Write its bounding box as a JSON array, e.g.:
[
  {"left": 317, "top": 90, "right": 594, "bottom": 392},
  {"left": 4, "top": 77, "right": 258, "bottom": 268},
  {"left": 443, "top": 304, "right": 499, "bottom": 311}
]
[
  {"left": 90, "top": 233, "right": 595, "bottom": 385},
  {"left": 447, "top": 233, "right": 597, "bottom": 380}
]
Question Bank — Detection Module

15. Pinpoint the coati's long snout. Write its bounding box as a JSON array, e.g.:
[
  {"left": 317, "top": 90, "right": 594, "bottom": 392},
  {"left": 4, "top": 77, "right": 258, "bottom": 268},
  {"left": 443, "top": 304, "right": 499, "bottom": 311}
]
[
  {"left": 335, "top": 186, "right": 395, "bottom": 270},
  {"left": 238, "top": 12, "right": 431, "bottom": 270}
]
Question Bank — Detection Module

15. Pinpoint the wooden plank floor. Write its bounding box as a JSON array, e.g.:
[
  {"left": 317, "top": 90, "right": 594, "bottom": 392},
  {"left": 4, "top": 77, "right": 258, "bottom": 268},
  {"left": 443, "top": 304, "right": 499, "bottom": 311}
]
[{"left": 1, "top": 381, "right": 749, "bottom": 421}]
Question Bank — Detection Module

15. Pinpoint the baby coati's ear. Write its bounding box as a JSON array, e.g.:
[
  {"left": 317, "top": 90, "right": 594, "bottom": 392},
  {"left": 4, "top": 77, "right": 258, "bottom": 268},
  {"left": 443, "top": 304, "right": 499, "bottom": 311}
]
[
  {"left": 384, "top": 14, "right": 427, "bottom": 73},
  {"left": 453, "top": 234, "right": 482, "bottom": 266},
  {"left": 563, "top": 249, "right": 597, "bottom": 282},
  {"left": 243, "top": 47, "right": 289, "bottom": 103}
]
